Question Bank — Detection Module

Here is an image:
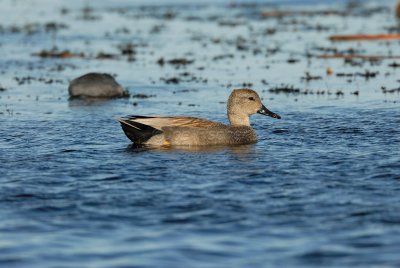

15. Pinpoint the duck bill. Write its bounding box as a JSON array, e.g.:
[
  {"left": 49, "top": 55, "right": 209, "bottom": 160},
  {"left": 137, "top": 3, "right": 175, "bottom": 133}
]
[{"left": 257, "top": 105, "right": 281, "bottom": 119}]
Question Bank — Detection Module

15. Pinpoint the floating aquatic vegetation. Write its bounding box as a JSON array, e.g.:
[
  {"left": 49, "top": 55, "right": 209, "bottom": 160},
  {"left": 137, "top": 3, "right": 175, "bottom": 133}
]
[
  {"left": 32, "top": 49, "right": 85, "bottom": 59},
  {"left": 301, "top": 72, "right": 322, "bottom": 81}
]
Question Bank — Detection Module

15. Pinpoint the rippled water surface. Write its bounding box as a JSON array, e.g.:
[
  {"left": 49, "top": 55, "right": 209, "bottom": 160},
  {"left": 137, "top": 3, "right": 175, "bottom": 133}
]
[{"left": 1, "top": 0, "right": 400, "bottom": 267}]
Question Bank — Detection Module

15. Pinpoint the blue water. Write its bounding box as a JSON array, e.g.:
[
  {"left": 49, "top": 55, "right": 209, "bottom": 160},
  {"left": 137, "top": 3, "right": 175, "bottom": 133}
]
[
  {"left": 1, "top": 104, "right": 400, "bottom": 267},
  {"left": 1, "top": 0, "right": 400, "bottom": 267}
]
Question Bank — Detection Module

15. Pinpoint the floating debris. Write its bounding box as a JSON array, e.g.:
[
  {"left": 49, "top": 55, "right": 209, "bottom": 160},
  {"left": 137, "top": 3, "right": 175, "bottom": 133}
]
[
  {"left": 157, "top": 58, "right": 194, "bottom": 65},
  {"left": 33, "top": 49, "right": 84, "bottom": 59},
  {"left": 381, "top": 86, "right": 400, "bottom": 93},
  {"left": 150, "top": 24, "right": 166, "bottom": 34},
  {"left": 218, "top": 20, "right": 244, "bottom": 27},
  {"left": 96, "top": 52, "right": 118, "bottom": 59},
  {"left": 301, "top": 72, "right": 322, "bottom": 81},
  {"left": 173, "top": 89, "right": 198, "bottom": 94},
  {"left": 157, "top": 57, "right": 165, "bottom": 65},
  {"left": 264, "top": 28, "right": 277, "bottom": 35},
  {"left": 79, "top": 5, "right": 101, "bottom": 21},
  {"left": 316, "top": 54, "right": 400, "bottom": 60},
  {"left": 169, "top": 58, "right": 194, "bottom": 65},
  {"left": 131, "top": 94, "right": 156, "bottom": 99},
  {"left": 336, "top": 73, "right": 353, "bottom": 77},
  {"left": 0, "top": 22, "right": 68, "bottom": 35},
  {"left": 160, "top": 72, "right": 207, "bottom": 84},
  {"left": 268, "top": 85, "right": 301, "bottom": 94},
  {"left": 344, "top": 58, "right": 364, "bottom": 67},
  {"left": 336, "top": 90, "right": 344, "bottom": 96},
  {"left": 212, "top": 54, "right": 234, "bottom": 61},
  {"left": 157, "top": 57, "right": 194, "bottom": 66},
  {"left": 44, "top": 22, "right": 68, "bottom": 32},
  {"left": 242, "top": 82, "right": 253, "bottom": 87},
  {"left": 388, "top": 62, "right": 400, "bottom": 68},
  {"left": 162, "top": 77, "right": 180, "bottom": 84},
  {"left": 287, "top": 58, "right": 300, "bottom": 64},
  {"left": 14, "top": 76, "right": 63, "bottom": 85},
  {"left": 356, "top": 70, "right": 379, "bottom": 79},
  {"left": 117, "top": 43, "right": 137, "bottom": 56}
]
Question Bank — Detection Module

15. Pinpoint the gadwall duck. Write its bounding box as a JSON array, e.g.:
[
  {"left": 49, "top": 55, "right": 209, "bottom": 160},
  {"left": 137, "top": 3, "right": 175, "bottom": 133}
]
[{"left": 118, "top": 89, "right": 281, "bottom": 146}]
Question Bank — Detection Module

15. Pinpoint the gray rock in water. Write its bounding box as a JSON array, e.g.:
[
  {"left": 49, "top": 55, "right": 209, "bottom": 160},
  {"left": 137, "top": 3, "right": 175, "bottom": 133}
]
[{"left": 68, "top": 73, "right": 129, "bottom": 98}]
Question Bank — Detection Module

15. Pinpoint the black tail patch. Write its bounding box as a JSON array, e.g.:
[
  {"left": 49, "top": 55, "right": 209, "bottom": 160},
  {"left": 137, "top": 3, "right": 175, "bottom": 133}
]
[{"left": 119, "top": 119, "right": 163, "bottom": 144}]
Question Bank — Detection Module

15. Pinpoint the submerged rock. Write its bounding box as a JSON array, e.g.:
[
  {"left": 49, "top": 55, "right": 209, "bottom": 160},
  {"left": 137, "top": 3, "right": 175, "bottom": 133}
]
[{"left": 68, "top": 73, "right": 129, "bottom": 98}]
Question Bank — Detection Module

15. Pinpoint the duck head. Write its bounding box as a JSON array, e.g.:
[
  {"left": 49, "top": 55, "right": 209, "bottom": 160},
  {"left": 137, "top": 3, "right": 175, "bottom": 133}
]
[{"left": 227, "top": 88, "right": 281, "bottom": 126}]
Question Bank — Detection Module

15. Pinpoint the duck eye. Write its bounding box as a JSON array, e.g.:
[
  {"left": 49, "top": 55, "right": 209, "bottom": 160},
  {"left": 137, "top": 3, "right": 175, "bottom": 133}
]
[{"left": 248, "top": 97, "right": 255, "bottom": 101}]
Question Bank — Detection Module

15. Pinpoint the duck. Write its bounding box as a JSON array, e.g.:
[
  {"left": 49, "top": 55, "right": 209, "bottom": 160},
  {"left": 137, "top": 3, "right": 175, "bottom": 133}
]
[{"left": 118, "top": 89, "right": 281, "bottom": 146}]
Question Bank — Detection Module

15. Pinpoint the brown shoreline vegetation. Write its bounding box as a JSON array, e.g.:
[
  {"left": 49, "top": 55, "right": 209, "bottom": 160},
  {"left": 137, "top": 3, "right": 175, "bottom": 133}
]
[
  {"left": 32, "top": 50, "right": 85, "bottom": 59},
  {"left": 259, "top": 3, "right": 389, "bottom": 18},
  {"left": 260, "top": 10, "right": 348, "bottom": 17},
  {"left": 329, "top": 34, "right": 400, "bottom": 41},
  {"left": 397, "top": 1, "right": 400, "bottom": 18}
]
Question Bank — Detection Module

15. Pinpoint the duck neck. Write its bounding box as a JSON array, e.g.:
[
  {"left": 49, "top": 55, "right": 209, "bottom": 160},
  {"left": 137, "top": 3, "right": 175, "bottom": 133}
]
[{"left": 228, "top": 113, "right": 250, "bottom": 126}]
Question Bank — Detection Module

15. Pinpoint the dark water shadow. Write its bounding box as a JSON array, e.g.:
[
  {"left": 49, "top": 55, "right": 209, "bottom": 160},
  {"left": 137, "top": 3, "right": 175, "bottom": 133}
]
[
  {"left": 68, "top": 97, "right": 127, "bottom": 107},
  {"left": 125, "top": 143, "right": 256, "bottom": 155}
]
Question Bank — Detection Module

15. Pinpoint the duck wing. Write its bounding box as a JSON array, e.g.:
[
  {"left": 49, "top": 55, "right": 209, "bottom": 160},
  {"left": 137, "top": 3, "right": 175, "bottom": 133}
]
[{"left": 120, "top": 115, "right": 223, "bottom": 130}]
